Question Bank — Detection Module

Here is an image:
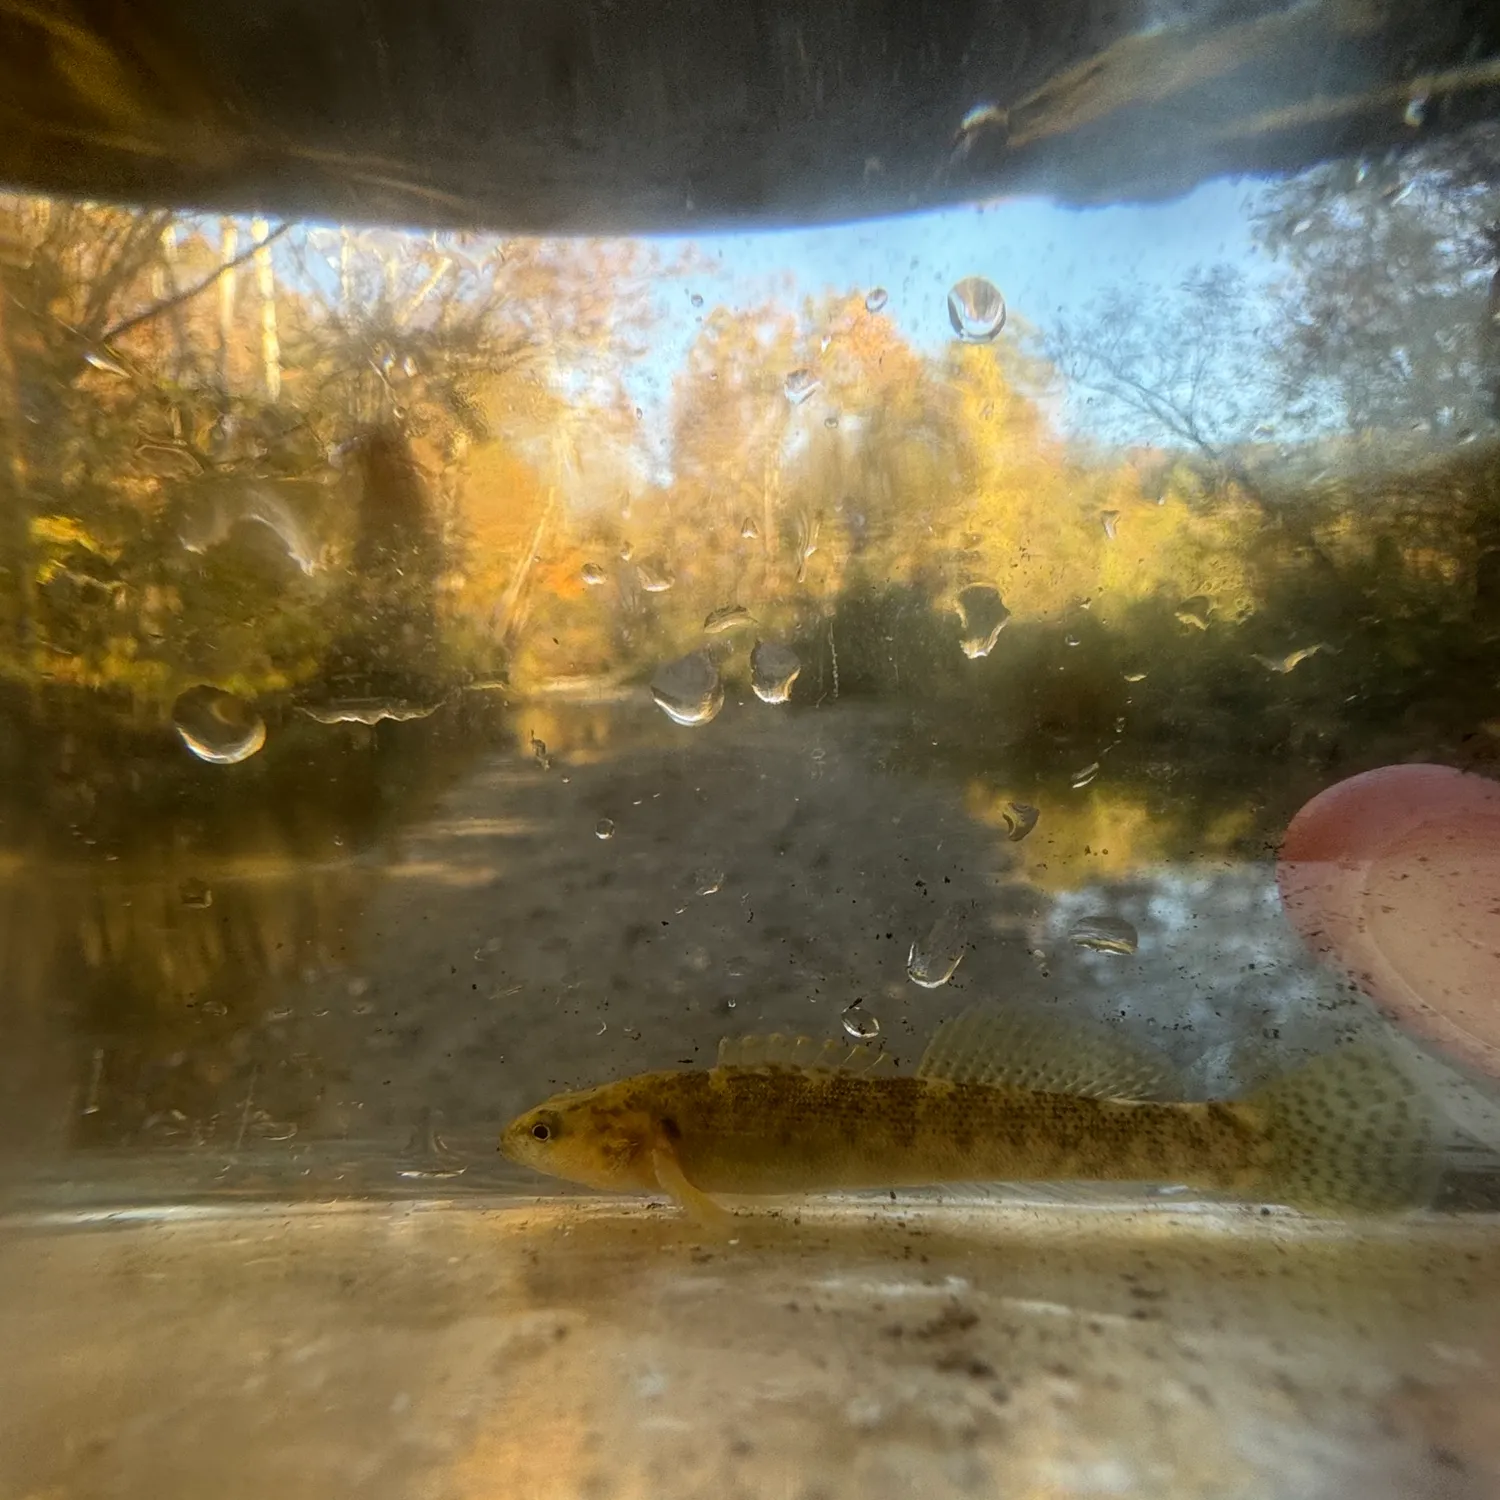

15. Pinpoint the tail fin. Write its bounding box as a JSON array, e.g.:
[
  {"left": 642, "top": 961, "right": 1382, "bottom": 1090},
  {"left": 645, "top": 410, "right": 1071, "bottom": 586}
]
[{"left": 1247, "top": 1043, "right": 1439, "bottom": 1214}]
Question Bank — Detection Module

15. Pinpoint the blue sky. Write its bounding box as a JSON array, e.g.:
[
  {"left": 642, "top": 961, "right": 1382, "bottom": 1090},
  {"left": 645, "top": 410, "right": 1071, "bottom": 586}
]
[
  {"left": 657, "top": 175, "right": 1265, "bottom": 350},
  {"left": 209, "top": 172, "right": 1276, "bottom": 458},
  {"left": 626, "top": 175, "right": 1273, "bottom": 445}
]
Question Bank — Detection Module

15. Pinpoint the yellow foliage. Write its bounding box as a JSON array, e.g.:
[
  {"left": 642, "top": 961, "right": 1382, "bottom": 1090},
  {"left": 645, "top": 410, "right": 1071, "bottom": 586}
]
[
  {"left": 968, "top": 782, "right": 1169, "bottom": 891},
  {"left": 30, "top": 513, "right": 112, "bottom": 554}
]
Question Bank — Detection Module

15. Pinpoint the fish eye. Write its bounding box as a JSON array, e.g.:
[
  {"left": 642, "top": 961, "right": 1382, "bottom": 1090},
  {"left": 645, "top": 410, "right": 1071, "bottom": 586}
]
[{"left": 530, "top": 1122, "right": 552, "bottom": 1142}]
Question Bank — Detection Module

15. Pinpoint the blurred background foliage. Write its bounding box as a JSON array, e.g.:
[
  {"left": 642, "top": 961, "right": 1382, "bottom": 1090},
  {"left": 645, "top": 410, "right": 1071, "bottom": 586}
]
[
  {"left": 1, "top": 152, "right": 1499, "bottom": 1149},
  {"left": 0, "top": 169, "right": 1498, "bottom": 1006}
]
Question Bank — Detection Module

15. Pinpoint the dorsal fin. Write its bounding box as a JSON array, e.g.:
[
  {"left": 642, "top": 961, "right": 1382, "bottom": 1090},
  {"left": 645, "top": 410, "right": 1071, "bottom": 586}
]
[
  {"left": 716, "top": 1033, "right": 893, "bottom": 1075},
  {"left": 917, "top": 1006, "right": 1175, "bottom": 1100}
]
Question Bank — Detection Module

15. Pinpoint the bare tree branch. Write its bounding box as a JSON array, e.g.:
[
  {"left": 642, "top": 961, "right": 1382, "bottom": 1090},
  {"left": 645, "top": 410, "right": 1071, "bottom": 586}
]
[{"left": 100, "top": 222, "right": 291, "bottom": 345}]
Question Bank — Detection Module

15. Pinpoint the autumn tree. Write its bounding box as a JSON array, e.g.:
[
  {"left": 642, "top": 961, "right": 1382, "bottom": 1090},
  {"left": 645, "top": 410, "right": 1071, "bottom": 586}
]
[{"left": 1253, "top": 137, "right": 1500, "bottom": 437}]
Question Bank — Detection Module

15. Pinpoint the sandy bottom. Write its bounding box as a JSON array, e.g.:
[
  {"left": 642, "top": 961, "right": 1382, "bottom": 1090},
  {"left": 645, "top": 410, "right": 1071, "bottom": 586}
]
[{"left": 2, "top": 1196, "right": 1498, "bottom": 1500}]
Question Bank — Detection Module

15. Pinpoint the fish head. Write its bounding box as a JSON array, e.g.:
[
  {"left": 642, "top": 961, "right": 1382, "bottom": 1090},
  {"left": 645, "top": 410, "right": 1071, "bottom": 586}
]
[{"left": 500, "top": 1081, "right": 658, "bottom": 1192}]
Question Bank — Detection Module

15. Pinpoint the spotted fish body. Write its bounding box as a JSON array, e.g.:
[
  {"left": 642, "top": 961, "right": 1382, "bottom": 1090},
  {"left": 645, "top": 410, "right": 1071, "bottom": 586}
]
[
  {"left": 544, "top": 1068, "right": 1270, "bottom": 1196},
  {"left": 500, "top": 1009, "right": 1436, "bottom": 1220}
]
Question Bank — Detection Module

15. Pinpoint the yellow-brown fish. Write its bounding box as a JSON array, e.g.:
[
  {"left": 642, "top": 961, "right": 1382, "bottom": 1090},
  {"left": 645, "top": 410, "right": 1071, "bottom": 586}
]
[{"left": 500, "top": 1008, "right": 1435, "bottom": 1223}]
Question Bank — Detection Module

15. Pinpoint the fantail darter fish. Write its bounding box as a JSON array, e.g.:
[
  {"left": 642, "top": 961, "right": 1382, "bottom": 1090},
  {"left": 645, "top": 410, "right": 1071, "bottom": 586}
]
[{"left": 500, "top": 1007, "right": 1436, "bottom": 1223}]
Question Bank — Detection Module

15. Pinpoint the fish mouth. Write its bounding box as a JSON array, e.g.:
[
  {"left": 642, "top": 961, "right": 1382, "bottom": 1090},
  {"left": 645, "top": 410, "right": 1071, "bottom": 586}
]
[{"left": 497, "top": 1121, "right": 530, "bottom": 1164}]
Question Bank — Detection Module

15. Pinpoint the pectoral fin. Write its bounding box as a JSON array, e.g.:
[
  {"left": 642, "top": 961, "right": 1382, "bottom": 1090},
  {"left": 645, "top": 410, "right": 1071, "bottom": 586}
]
[{"left": 651, "top": 1139, "right": 729, "bottom": 1228}]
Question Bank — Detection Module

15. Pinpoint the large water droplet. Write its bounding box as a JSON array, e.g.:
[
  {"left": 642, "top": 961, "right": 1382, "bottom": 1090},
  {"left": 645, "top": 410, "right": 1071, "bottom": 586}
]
[
  {"left": 581, "top": 561, "right": 607, "bottom": 586},
  {"left": 703, "top": 603, "right": 754, "bottom": 635},
  {"left": 946, "top": 277, "right": 1006, "bottom": 342},
  {"left": 1001, "top": 802, "right": 1039, "bottom": 841},
  {"left": 690, "top": 292, "right": 705, "bottom": 309},
  {"left": 1174, "top": 595, "right": 1211, "bottom": 630},
  {"left": 1100, "top": 510, "right": 1119, "bottom": 540},
  {"left": 1067, "top": 915, "right": 1139, "bottom": 956},
  {"left": 954, "top": 584, "right": 1011, "bottom": 659},
  {"left": 865, "top": 287, "right": 888, "bottom": 313},
  {"left": 1123, "top": 671, "right": 1148, "bottom": 683},
  {"left": 595, "top": 818, "right": 616, "bottom": 841},
  {"left": 179, "top": 877, "right": 213, "bottom": 909},
  {"left": 841, "top": 1002, "right": 881, "bottom": 1041},
  {"left": 740, "top": 517, "right": 760, "bottom": 541},
  {"left": 692, "top": 868, "right": 724, "bottom": 897},
  {"left": 750, "top": 640, "right": 801, "bottom": 704},
  {"left": 1403, "top": 92, "right": 1427, "bottom": 128},
  {"left": 1070, "top": 761, "right": 1100, "bottom": 789},
  {"left": 650, "top": 650, "right": 725, "bottom": 726},
  {"left": 784, "top": 369, "right": 820, "bottom": 405},
  {"left": 907, "top": 902, "right": 971, "bottom": 988},
  {"left": 637, "top": 559, "right": 675, "bottom": 593},
  {"left": 172, "top": 685, "right": 266, "bottom": 765}
]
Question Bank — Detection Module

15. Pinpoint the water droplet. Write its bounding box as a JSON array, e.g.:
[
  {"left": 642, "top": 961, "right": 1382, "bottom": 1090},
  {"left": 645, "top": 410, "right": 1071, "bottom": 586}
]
[
  {"left": 1001, "top": 802, "right": 1039, "bottom": 841},
  {"left": 1403, "top": 92, "right": 1427, "bottom": 128},
  {"left": 1252, "top": 644, "right": 1328, "bottom": 674},
  {"left": 84, "top": 348, "right": 130, "bottom": 378},
  {"left": 1070, "top": 761, "right": 1100, "bottom": 789},
  {"left": 1174, "top": 595, "right": 1212, "bottom": 630},
  {"left": 865, "top": 287, "right": 888, "bottom": 313},
  {"left": 179, "top": 877, "right": 213, "bottom": 909},
  {"left": 595, "top": 818, "right": 616, "bottom": 841},
  {"left": 637, "top": 559, "right": 675, "bottom": 593},
  {"left": 690, "top": 292, "right": 704, "bottom": 309},
  {"left": 750, "top": 640, "right": 801, "bottom": 704},
  {"left": 703, "top": 603, "right": 754, "bottom": 635},
  {"left": 1064, "top": 633, "right": 1081, "bottom": 648},
  {"left": 907, "top": 902, "right": 971, "bottom": 988},
  {"left": 1123, "top": 671, "right": 1147, "bottom": 683},
  {"left": 784, "top": 369, "right": 820, "bottom": 405},
  {"left": 841, "top": 1002, "right": 881, "bottom": 1040},
  {"left": 172, "top": 685, "right": 266, "bottom": 765},
  {"left": 692, "top": 869, "right": 725, "bottom": 897},
  {"left": 946, "top": 277, "right": 1006, "bottom": 342},
  {"left": 956, "top": 102, "right": 1006, "bottom": 137},
  {"left": 650, "top": 650, "right": 725, "bottom": 726},
  {"left": 1067, "top": 915, "right": 1138, "bottom": 956},
  {"left": 581, "top": 561, "right": 607, "bottom": 586},
  {"left": 297, "top": 698, "right": 441, "bottom": 725},
  {"left": 740, "top": 517, "right": 760, "bottom": 540},
  {"left": 1100, "top": 510, "right": 1119, "bottom": 540},
  {"left": 531, "top": 732, "right": 552, "bottom": 770},
  {"left": 1113, "top": 716, "right": 1126, "bottom": 734},
  {"left": 619, "top": 540, "right": 634, "bottom": 562},
  {"left": 793, "top": 509, "right": 821, "bottom": 582},
  {"left": 824, "top": 414, "right": 839, "bottom": 429},
  {"left": 954, "top": 584, "right": 1011, "bottom": 659}
]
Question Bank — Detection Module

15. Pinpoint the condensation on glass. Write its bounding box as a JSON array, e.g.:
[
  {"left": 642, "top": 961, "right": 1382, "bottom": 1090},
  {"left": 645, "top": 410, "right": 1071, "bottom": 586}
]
[{"left": 2, "top": 37, "right": 1500, "bottom": 1500}]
